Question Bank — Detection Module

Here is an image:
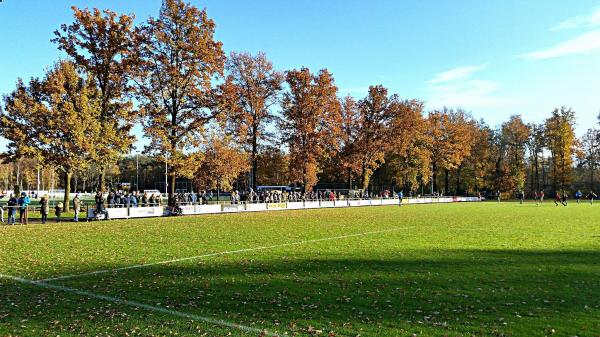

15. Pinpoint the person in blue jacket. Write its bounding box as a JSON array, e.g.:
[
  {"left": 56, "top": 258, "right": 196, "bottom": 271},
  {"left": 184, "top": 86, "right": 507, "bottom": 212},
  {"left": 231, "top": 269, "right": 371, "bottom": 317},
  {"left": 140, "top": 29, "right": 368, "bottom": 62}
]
[
  {"left": 18, "top": 192, "right": 30, "bottom": 224},
  {"left": 398, "top": 190, "right": 404, "bottom": 206}
]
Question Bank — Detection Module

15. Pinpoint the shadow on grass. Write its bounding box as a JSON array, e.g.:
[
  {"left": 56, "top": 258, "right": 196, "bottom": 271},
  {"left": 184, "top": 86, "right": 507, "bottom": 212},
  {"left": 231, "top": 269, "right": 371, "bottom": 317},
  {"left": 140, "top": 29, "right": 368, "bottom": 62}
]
[{"left": 2, "top": 249, "right": 600, "bottom": 336}]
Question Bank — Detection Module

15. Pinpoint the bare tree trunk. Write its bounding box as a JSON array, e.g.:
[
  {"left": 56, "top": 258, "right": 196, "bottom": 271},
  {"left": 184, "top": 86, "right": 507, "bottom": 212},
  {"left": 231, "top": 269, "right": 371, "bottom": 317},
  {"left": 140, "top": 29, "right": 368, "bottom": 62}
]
[
  {"left": 50, "top": 169, "right": 55, "bottom": 194},
  {"left": 444, "top": 169, "right": 449, "bottom": 195},
  {"left": 98, "top": 169, "right": 106, "bottom": 192},
  {"left": 432, "top": 162, "right": 438, "bottom": 193},
  {"left": 347, "top": 168, "right": 352, "bottom": 190},
  {"left": 251, "top": 129, "right": 258, "bottom": 190},
  {"left": 170, "top": 173, "right": 176, "bottom": 205},
  {"left": 455, "top": 165, "right": 462, "bottom": 195},
  {"left": 534, "top": 153, "right": 540, "bottom": 191},
  {"left": 73, "top": 174, "right": 78, "bottom": 193},
  {"left": 591, "top": 163, "right": 595, "bottom": 192},
  {"left": 63, "top": 169, "right": 71, "bottom": 212}
]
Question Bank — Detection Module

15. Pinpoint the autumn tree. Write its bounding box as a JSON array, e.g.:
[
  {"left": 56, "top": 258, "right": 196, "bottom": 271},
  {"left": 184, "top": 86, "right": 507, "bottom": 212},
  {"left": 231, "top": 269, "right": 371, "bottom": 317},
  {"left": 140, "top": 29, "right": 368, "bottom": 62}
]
[
  {"left": 53, "top": 6, "right": 139, "bottom": 192},
  {"left": 426, "top": 108, "right": 475, "bottom": 194},
  {"left": 464, "top": 122, "right": 494, "bottom": 193},
  {"left": 336, "top": 96, "right": 361, "bottom": 189},
  {"left": 386, "top": 100, "right": 431, "bottom": 192},
  {"left": 280, "top": 68, "right": 341, "bottom": 192},
  {"left": 527, "top": 123, "right": 546, "bottom": 192},
  {"left": 545, "top": 107, "right": 578, "bottom": 191},
  {"left": 1, "top": 61, "right": 101, "bottom": 210},
  {"left": 256, "top": 145, "right": 290, "bottom": 186},
  {"left": 194, "top": 136, "right": 250, "bottom": 199},
  {"left": 219, "top": 51, "right": 283, "bottom": 189},
  {"left": 349, "top": 86, "right": 399, "bottom": 191},
  {"left": 501, "top": 115, "right": 530, "bottom": 191},
  {"left": 135, "top": 0, "right": 225, "bottom": 203}
]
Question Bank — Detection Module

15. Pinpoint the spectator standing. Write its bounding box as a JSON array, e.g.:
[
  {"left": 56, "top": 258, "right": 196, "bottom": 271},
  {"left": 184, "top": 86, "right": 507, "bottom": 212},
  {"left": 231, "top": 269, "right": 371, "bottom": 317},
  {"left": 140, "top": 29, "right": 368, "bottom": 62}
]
[
  {"left": 95, "top": 191, "right": 105, "bottom": 212},
  {"left": 40, "top": 195, "right": 49, "bottom": 224},
  {"left": 398, "top": 190, "right": 404, "bottom": 206},
  {"left": 18, "top": 192, "right": 30, "bottom": 224},
  {"left": 73, "top": 194, "right": 81, "bottom": 222},
  {"left": 55, "top": 202, "right": 63, "bottom": 223},
  {"left": 130, "top": 193, "right": 138, "bottom": 207},
  {"left": 7, "top": 194, "right": 17, "bottom": 225}
]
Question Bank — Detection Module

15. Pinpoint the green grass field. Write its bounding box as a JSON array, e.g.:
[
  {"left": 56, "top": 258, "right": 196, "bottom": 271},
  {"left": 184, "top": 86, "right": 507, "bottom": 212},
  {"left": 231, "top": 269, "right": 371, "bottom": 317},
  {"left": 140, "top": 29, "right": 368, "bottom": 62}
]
[{"left": 1, "top": 202, "right": 599, "bottom": 337}]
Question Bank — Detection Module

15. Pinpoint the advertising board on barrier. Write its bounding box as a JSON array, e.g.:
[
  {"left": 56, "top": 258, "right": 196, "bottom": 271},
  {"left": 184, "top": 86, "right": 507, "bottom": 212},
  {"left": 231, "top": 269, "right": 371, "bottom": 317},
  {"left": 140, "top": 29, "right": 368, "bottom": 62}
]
[
  {"left": 333, "top": 200, "right": 347, "bottom": 207},
  {"left": 247, "top": 203, "right": 268, "bottom": 211},
  {"left": 196, "top": 204, "right": 222, "bottom": 214},
  {"left": 381, "top": 198, "right": 398, "bottom": 205},
  {"left": 180, "top": 205, "right": 196, "bottom": 215},
  {"left": 106, "top": 208, "right": 129, "bottom": 219},
  {"left": 348, "top": 200, "right": 361, "bottom": 206},
  {"left": 359, "top": 199, "right": 372, "bottom": 206},
  {"left": 222, "top": 204, "right": 245, "bottom": 212},
  {"left": 320, "top": 201, "right": 335, "bottom": 208},
  {"left": 129, "top": 206, "right": 164, "bottom": 218},
  {"left": 286, "top": 201, "right": 304, "bottom": 209},
  {"left": 304, "top": 201, "right": 320, "bottom": 208},
  {"left": 267, "top": 202, "right": 287, "bottom": 210}
]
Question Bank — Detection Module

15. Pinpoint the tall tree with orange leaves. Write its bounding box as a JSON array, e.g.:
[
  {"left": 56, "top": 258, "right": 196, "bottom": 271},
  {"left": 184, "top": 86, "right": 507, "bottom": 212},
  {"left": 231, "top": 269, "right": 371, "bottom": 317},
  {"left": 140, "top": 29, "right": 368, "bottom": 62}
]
[
  {"left": 426, "top": 108, "right": 476, "bottom": 194},
  {"left": 219, "top": 51, "right": 283, "bottom": 190},
  {"left": 353, "top": 86, "right": 397, "bottom": 191},
  {"left": 53, "top": 6, "right": 140, "bottom": 192},
  {"left": 337, "top": 96, "right": 361, "bottom": 189},
  {"left": 281, "top": 68, "right": 342, "bottom": 192},
  {"left": 135, "top": 0, "right": 225, "bottom": 203},
  {"left": 386, "top": 99, "right": 431, "bottom": 192},
  {"left": 1, "top": 61, "right": 101, "bottom": 210},
  {"left": 501, "top": 115, "right": 530, "bottom": 191},
  {"left": 545, "top": 107, "right": 578, "bottom": 191}
]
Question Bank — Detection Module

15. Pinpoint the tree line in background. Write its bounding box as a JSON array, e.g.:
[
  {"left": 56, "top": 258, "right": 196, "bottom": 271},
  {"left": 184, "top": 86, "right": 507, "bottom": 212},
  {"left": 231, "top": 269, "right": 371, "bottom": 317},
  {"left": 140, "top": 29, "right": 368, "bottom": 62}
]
[{"left": 1, "top": 0, "right": 599, "bottom": 210}]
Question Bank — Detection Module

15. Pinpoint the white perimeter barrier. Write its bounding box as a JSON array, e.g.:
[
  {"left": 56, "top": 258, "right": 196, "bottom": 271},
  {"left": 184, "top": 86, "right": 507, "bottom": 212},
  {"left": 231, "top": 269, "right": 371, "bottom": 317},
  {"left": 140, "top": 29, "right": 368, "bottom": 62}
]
[{"left": 87, "top": 197, "right": 481, "bottom": 220}]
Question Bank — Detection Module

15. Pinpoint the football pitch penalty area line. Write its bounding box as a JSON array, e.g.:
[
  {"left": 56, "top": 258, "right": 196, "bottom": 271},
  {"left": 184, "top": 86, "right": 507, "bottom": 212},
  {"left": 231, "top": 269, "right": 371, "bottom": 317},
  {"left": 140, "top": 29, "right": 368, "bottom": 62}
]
[
  {"left": 0, "top": 273, "right": 278, "bottom": 336},
  {"left": 38, "top": 226, "right": 417, "bottom": 283}
]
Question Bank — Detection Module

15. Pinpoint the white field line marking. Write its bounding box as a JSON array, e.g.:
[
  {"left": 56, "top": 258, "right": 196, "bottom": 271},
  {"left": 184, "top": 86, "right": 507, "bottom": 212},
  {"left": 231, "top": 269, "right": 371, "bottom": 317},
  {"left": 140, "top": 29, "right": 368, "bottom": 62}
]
[
  {"left": 0, "top": 273, "right": 278, "bottom": 336},
  {"left": 39, "top": 226, "right": 416, "bottom": 282}
]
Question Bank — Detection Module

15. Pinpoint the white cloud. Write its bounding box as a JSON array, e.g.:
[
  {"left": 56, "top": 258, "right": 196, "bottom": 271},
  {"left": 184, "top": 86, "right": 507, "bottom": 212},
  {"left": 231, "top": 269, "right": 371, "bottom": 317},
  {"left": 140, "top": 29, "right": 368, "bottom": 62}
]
[
  {"left": 426, "top": 63, "right": 510, "bottom": 110},
  {"left": 429, "top": 63, "right": 488, "bottom": 84},
  {"left": 518, "top": 30, "right": 600, "bottom": 60},
  {"left": 427, "top": 79, "right": 503, "bottom": 109},
  {"left": 552, "top": 8, "right": 600, "bottom": 31}
]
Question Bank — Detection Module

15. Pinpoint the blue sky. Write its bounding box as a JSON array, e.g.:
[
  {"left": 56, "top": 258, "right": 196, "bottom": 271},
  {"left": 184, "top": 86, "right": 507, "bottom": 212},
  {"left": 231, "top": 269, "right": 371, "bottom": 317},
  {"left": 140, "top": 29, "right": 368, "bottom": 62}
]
[{"left": 1, "top": 0, "right": 600, "bottom": 152}]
